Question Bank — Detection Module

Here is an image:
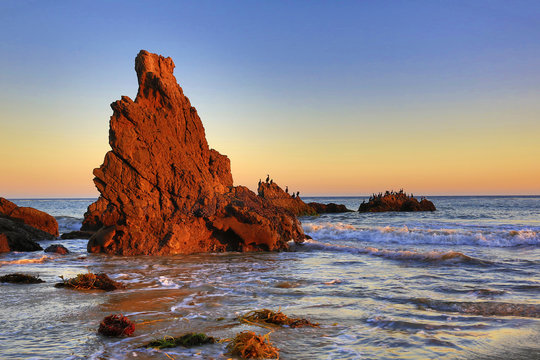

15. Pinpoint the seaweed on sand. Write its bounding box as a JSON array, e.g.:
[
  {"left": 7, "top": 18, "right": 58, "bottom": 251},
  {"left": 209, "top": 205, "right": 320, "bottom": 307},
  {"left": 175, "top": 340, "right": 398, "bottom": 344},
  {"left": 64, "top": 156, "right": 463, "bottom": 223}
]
[
  {"left": 144, "top": 333, "right": 216, "bottom": 349},
  {"left": 98, "top": 314, "right": 135, "bottom": 337},
  {"left": 240, "top": 309, "right": 319, "bottom": 328},
  {"left": 226, "top": 331, "right": 279, "bottom": 359},
  {"left": 0, "top": 273, "right": 44, "bottom": 284},
  {"left": 54, "top": 272, "right": 124, "bottom": 291}
]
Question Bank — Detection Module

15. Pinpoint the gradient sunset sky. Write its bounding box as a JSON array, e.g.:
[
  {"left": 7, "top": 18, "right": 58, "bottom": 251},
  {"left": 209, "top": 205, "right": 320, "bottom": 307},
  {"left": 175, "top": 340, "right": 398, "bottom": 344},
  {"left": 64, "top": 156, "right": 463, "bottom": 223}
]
[{"left": 1, "top": 1, "right": 539, "bottom": 197}]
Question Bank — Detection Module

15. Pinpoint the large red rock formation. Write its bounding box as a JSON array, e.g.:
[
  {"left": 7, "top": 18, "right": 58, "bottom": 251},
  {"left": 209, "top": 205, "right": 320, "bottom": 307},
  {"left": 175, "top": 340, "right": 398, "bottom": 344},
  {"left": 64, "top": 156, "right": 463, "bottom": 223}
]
[
  {"left": 0, "top": 197, "right": 59, "bottom": 237},
  {"left": 82, "top": 50, "right": 306, "bottom": 255},
  {"left": 358, "top": 191, "right": 436, "bottom": 212}
]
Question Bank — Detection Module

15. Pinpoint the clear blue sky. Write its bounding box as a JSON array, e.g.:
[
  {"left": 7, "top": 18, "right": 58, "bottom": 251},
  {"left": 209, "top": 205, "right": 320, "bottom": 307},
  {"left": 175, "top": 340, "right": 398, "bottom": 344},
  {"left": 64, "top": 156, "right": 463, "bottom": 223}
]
[{"left": 1, "top": 0, "right": 539, "bottom": 197}]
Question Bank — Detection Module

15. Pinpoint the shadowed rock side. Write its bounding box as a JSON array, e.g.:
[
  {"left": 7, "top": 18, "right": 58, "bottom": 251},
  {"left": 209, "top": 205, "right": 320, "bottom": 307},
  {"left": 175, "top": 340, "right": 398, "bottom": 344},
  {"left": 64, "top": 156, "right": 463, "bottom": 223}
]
[
  {"left": 0, "top": 197, "right": 58, "bottom": 237},
  {"left": 358, "top": 191, "right": 436, "bottom": 212},
  {"left": 82, "top": 50, "right": 305, "bottom": 255},
  {"left": 257, "top": 182, "right": 316, "bottom": 216},
  {"left": 0, "top": 197, "right": 58, "bottom": 253}
]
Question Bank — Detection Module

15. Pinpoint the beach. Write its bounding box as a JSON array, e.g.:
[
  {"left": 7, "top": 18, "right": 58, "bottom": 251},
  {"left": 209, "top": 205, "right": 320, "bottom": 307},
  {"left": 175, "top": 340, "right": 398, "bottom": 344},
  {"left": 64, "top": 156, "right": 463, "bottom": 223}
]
[{"left": 1, "top": 196, "right": 538, "bottom": 359}]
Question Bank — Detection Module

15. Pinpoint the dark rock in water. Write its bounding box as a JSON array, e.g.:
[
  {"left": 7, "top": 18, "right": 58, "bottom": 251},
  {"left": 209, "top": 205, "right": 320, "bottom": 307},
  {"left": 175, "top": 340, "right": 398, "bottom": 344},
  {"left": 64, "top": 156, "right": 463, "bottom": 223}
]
[
  {"left": 358, "top": 191, "right": 436, "bottom": 212},
  {"left": 308, "top": 202, "right": 353, "bottom": 214},
  {"left": 82, "top": 50, "right": 306, "bottom": 255},
  {"left": 257, "top": 181, "right": 316, "bottom": 216},
  {"left": 61, "top": 230, "right": 95, "bottom": 239},
  {"left": 0, "top": 197, "right": 59, "bottom": 237},
  {"left": 0, "top": 273, "right": 45, "bottom": 284},
  {"left": 0, "top": 216, "right": 45, "bottom": 252},
  {"left": 44, "top": 244, "right": 70, "bottom": 255}
]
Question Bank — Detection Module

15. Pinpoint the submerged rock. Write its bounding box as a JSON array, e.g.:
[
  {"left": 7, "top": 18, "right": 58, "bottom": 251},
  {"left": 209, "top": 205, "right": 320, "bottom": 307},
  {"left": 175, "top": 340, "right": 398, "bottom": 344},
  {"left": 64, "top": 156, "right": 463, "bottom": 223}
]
[
  {"left": 0, "top": 197, "right": 58, "bottom": 237},
  {"left": 44, "top": 244, "right": 69, "bottom": 255},
  {"left": 82, "top": 50, "right": 305, "bottom": 255},
  {"left": 358, "top": 191, "right": 436, "bottom": 212}
]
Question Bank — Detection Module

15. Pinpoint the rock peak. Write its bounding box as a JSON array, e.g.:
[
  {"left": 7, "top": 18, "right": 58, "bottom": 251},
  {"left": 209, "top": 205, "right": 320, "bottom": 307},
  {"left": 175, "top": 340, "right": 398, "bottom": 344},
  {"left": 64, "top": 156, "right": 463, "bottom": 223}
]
[{"left": 135, "top": 50, "right": 175, "bottom": 89}]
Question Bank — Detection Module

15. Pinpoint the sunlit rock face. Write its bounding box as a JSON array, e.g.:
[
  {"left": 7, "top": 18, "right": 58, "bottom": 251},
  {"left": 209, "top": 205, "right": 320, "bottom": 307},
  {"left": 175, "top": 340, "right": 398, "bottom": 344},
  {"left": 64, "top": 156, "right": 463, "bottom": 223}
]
[
  {"left": 83, "top": 50, "right": 306, "bottom": 255},
  {"left": 257, "top": 181, "right": 316, "bottom": 216}
]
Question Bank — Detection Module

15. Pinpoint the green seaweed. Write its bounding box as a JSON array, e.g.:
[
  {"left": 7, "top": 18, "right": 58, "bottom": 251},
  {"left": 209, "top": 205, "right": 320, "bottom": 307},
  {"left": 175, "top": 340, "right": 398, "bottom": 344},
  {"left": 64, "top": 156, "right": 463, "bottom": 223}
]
[{"left": 144, "top": 333, "right": 216, "bottom": 349}]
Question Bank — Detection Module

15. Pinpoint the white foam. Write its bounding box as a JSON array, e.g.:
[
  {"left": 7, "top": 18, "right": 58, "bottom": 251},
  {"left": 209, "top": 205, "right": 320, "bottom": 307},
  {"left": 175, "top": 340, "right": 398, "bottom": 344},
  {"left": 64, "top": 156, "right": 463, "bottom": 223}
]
[
  {"left": 303, "top": 222, "right": 540, "bottom": 247},
  {"left": 56, "top": 216, "right": 83, "bottom": 233}
]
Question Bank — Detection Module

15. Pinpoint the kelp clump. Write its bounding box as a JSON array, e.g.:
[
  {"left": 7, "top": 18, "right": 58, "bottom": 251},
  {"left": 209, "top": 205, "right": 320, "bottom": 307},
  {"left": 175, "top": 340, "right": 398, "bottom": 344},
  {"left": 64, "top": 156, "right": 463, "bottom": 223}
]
[
  {"left": 240, "top": 309, "right": 319, "bottom": 328},
  {"left": 144, "top": 333, "right": 216, "bottom": 349},
  {"left": 0, "top": 273, "right": 44, "bottom": 284},
  {"left": 98, "top": 314, "right": 135, "bottom": 337},
  {"left": 55, "top": 272, "right": 124, "bottom": 291},
  {"left": 226, "top": 331, "right": 279, "bottom": 359}
]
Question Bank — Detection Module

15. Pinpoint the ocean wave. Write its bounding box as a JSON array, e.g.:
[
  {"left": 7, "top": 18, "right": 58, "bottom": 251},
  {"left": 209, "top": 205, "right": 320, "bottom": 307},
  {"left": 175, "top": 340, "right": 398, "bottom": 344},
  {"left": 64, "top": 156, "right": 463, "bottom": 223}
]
[
  {"left": 303, "top": 223, "right": 540, "bottom": 247},
  {"left": 413, "top": 298, "right": 540, "bottom": 318},
  {"left": 56, "top": 216, "right": 83, "bottom": 233},
  {"left": 295, "top": 239, "right": 490, "bottom": 264}
]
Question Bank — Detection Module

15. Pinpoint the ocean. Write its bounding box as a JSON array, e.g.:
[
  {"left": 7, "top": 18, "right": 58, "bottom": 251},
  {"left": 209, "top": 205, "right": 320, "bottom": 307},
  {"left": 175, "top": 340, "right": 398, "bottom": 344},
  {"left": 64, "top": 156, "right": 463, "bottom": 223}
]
[{"left": 0, "top": 196, "right": 539, "bottom": 359}]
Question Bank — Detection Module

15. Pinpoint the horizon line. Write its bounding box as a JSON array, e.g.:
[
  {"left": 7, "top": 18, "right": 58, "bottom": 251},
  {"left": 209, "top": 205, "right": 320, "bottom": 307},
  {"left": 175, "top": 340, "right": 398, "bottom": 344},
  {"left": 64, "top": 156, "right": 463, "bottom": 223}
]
[{"left": 6, "top": 194, "right": 540, "bottom": 200}]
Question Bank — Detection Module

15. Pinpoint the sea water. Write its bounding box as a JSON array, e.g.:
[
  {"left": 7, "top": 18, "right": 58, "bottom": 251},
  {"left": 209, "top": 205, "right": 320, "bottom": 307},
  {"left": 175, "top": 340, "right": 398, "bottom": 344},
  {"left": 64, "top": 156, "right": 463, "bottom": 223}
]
[{"left": 0, "top": 196, "right": 538, "bottom": 359}]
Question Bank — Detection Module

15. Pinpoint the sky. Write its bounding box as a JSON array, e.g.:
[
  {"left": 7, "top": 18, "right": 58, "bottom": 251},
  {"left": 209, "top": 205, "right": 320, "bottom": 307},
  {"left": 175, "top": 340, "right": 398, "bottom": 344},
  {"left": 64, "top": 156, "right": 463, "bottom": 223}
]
[{"left": 1, "top": 0, "right": 539, "bottom": 197}]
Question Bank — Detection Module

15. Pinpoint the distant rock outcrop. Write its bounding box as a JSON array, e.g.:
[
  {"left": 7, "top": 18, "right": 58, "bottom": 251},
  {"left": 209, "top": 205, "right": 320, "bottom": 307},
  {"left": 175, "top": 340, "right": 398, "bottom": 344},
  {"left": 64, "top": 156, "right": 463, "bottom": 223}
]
[
  {"left": 0, "top": 198, "right": 58, "bottom": 237},
  {"left": 257, "top": 182, "right": 316, "bottom": 216},
  {"left": 307, "top": 202, "right": 353, "bottom": 214},
  {"left": 358, "top": 191, "right": 436, "bottom": 212},
  {"left": 82, "top": 50, "right": 306, "bottom": 255}
]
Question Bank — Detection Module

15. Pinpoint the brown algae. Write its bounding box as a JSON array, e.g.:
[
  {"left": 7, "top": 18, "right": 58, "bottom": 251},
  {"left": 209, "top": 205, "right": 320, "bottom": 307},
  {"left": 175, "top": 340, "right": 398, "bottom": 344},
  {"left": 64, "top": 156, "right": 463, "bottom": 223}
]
[
  {"left": 226, "top": 331, "right": 279, "bottom": 359},
  {"left": 0, "top": 273, "right": 44, "bottom": 284},
  {"left": 55, "top": 272, "right": 124, "bottom": 291}
]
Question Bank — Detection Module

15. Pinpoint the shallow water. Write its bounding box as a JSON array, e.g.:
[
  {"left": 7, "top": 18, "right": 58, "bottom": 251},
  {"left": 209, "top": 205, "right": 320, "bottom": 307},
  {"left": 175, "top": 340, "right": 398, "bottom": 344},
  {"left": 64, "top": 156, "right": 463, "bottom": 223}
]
[{"left": 0, "top": 197, "right": 539, "bottom": 359}]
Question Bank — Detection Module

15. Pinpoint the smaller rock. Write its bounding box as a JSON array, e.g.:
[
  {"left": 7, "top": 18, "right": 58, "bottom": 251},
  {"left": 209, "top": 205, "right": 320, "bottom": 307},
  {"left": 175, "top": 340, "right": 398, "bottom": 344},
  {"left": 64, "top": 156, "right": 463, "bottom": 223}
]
[
  {"left": 0, "top": 197, "right": 59, "bottom": 237},
  {"left": 307, "top": 202, "right": 353, "bottom": 214},
  {"left": 61, "top": 230, "right": 95, "bottom": 239},
  {"left": 0, "top": 217, "right": 44, "bottom": 252},
  {"left": 44, "top": 244, "right": 70, "bottom": 255}
]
